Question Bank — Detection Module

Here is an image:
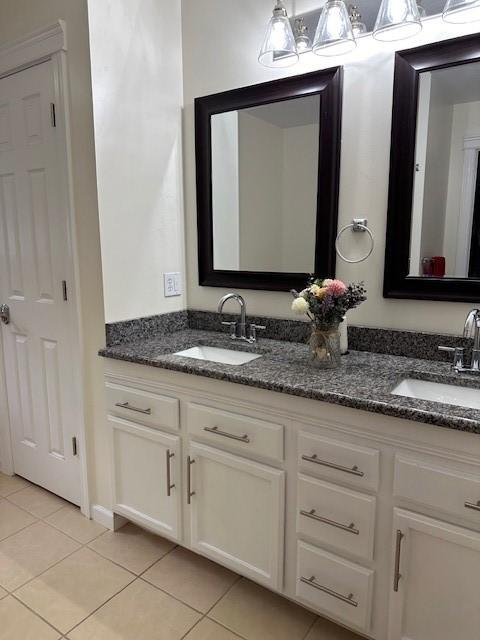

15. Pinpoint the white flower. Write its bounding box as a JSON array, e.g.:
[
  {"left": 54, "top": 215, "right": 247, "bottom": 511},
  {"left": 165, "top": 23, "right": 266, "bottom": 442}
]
[{"left": 292, "top": 297, "right": 309, "bottom": 314}]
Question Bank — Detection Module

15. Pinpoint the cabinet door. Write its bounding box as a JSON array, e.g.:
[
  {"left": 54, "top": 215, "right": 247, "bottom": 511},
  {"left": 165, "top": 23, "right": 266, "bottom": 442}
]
[
  {"left": 187, "top": 442, "right": 285, "bottom": 589},
  {"left": 109, "top": 415, "right": 181, "bottom": 540},
  {"left": 388, "top": 508, "right": 480, "bottom": 640}
]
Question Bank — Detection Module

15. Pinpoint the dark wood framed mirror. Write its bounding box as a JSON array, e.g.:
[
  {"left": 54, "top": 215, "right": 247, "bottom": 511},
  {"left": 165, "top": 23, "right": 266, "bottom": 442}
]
[
  {"left": 195, "top": 67, "right": 342, "bottom": 291},
  {"left": 384, "top": 33, "right": 480, "bottom": 302}
]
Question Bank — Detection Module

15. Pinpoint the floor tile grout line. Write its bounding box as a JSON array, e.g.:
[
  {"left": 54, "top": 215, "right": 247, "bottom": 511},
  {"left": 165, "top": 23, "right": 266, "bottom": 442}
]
[
  {"left": 0, "top": 517, "right": 40, "bottom": 546},
  {"left": 61, "top": 574, "right": 138, "bottom": 636},
  {"left": 137, "top": 575, "right": 208, "bottom": 615},
  {"left": 10, "top": 591, "right": 70, "bottom": 637},
  {"left": 7, "top": 535, "right": 84, "bottom": 595},
  {"left": 302, "top": 615, "right": 319, "bottom": 640},
  {"left": 135, "top": 541, "right": 179, "bottom": 577},
  {"left": 204, "top": 574, "right": 242, "bottom": 616}
]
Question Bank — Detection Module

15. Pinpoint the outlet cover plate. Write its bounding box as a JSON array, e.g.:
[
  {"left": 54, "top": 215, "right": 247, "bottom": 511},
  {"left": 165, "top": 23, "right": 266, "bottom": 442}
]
[{"left": 164, "top": 272, "right": 182, "bottom": 297}]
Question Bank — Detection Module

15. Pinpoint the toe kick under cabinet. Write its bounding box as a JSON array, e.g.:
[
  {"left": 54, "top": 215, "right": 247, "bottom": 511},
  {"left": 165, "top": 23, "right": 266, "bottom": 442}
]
[{"left": 103, "top": 360, "right": 480, "bottom": 640}]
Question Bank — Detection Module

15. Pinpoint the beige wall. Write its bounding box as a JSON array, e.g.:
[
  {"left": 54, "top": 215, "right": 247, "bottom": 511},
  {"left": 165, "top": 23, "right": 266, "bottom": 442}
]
[
  {"left": 0, "top": 0, "right": 108, "bottom": 507},
  {"left": 182, "top": 3, "right": 480, "bottom": 334}
]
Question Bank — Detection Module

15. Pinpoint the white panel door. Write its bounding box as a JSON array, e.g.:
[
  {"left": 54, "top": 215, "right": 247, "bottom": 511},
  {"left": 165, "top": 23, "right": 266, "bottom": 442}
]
[
  {"left": 0, "top": 61, "right": 80, "bottom": 503},
  {"left": 388, "top": 508, "right": 480, "bottom": 640},
  {"left": 109, "top": 416, "right": 182, "bottom": 541},
  {"left": 187, "top": 442, "right": 285, "bottom": 589}
]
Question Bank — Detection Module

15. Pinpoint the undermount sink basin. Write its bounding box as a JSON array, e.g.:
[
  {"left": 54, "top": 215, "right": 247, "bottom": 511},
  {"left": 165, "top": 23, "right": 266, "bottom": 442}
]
[
  {"left": 173, "top": 345, "right": 262, "bottom": 366},
  {"left": 391, "top": 378, "right": 480, "bottom": 410}
]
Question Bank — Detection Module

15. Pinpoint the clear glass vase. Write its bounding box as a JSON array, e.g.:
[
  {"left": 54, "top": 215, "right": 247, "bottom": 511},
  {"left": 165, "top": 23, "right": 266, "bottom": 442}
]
[{"left": 309, "top": 324, "right": 341, "bottom": 369}]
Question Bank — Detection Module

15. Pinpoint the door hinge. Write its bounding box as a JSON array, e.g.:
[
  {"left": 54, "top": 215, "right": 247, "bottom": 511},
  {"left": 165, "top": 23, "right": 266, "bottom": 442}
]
[
  {"left": 50, "top": 103, "right": 56, "bottom": 127},
  {"left": 72, "top": 436, "right": 78, "bottom": 456},
  {"left": 62, "top": 280, "right": 68, "bottom": 301}
]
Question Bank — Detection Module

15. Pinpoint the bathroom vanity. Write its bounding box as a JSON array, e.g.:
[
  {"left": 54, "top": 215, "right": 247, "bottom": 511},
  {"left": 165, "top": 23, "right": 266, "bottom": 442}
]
[{"left": 100, "top": 328, "right": 480, "bottom": 640}]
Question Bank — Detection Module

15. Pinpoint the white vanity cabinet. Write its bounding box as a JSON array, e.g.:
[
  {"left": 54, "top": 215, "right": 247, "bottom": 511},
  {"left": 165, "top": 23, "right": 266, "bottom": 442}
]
[
  {"left": 388, "top": 509, "right": 480, "bottom": 640},
  {"left": 109, "top": 415, "right": 182, "bottom": 540},
  {"left": 103, "top": 360, "right": 480, "bottom": 640},
  {"left": 187, "top": 441, "right": 285, "bottom": 588}
]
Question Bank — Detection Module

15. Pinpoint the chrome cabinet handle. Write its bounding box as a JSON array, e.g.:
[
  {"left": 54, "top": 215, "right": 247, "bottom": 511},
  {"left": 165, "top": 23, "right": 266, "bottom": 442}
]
[
  {"left": 204, "top": 426, "right": 250, "bottom": 443},
  {"left": 187, "top": 456, "right": 195, "bottom": 504},
  {"left": 465, "top": 500, "right": 480, "bottom": 512},
  {"left": 300, "top": 509, "right": 359, "bottom": 535},
  {"left": 300, "top": 576, "right": 358, "bottom": 607},
  {"left": 301, "top": 453, "right": 364, "bottom": 477},
  {"left": 393, "top": 529, "right": 404, "bottom": 592},
  {"left": 166, "top": 450, "right": 175, "bottom": 497},
  {"left": 115, "top": 401, "right": 152, "bottom": 415}
]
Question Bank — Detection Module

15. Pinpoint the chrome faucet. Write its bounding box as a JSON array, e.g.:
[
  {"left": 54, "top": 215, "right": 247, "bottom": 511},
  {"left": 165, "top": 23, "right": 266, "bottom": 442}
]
[
  {"left": 217, "top": 293, "right": 265, "bottom": 343},
  {"left": 438, "top": 308, "right": 480, "bottom": 373}
]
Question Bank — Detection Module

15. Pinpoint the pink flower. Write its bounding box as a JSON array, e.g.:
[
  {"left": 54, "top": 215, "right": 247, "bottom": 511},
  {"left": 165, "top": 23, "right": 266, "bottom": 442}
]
[{"left": 326, "top": 279, "right": 347, "bottom": 297}]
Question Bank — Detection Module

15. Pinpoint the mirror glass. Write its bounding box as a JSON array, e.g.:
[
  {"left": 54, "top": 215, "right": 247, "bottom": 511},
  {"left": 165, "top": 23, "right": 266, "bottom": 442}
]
[
  {"left": 211, "top": 95, "right": 320, "bottom": 273},
  {"left": 410, "top": 60, "right": 480, "bottom": 279}
]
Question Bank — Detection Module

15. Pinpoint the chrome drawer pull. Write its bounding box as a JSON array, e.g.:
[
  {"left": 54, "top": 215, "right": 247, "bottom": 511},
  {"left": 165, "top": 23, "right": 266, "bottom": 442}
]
[
  {"left": 204, "top": 426, "right": 250, "bottom": 443},
  {"left": 465, "top": 500, "right": 480, "bottom": 512},
  {"left": 115, "top": 401, "right": 152, "bottom": 415},
  {"left": 187, "top": 456, "right": 195, "bottom": 504},
  {"left": 166, "top": 450, "right": 175, "bottom": 497},
  {"left": 300, "top": 576, "right": 358, "bottom": 607},
  {"left": 300, "top": 509, "right": 359, "bottom": 535},
  {"left": 393, "top": 529, "right": 404, "bottom": 592},
  {"left": 301, "top": 453, "right": 364, "bottom": 477}
]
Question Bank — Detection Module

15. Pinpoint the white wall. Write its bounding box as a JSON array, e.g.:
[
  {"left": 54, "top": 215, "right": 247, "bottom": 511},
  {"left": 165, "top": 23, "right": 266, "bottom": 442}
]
[
  {"left": 281, "top": 123, "right": 318, "bottom": 272},
  {"left": 87, "top": 0, "right": 186, "bottom": 323},
  {"left": 0, "top": 0, "right": 107, "bottom": 505},
  {"left": 212, "top": 111, "right": 240, "bottom": 270},
  {"left": 181, "top": 3, "right": 480, "bottom": 334},
  {"left": 238, "top": 111, "right": 283, "bottom": 270},
  {"left": 420, "top": 91, "right": 452, "bottom": 261},
  {"left": 444, "top": 100, "right": 480, "bottom": 275}
]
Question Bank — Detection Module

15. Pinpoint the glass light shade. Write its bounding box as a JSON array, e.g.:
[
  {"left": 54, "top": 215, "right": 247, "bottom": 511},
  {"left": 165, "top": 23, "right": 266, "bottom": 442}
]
[
  {"left": 313, "top": 0, "right": 357, "bottom": 57},
  {"left": 443, "top": 0, "right": 480, "bottom": 22},
  {"left": 294, "top": 18, "right": 312, "bottom": 52},
  {"left": 349, "top": 5, "right": 367, "bottom": 35},
  {"left": 373, "top": 0, "right": 422, "bottom": 41},
  {"left": 258, "top": 2, "right": 298, "bottom": 68},
  {"left": 417, "top": 0, "right": 427, "bottom": 17}
]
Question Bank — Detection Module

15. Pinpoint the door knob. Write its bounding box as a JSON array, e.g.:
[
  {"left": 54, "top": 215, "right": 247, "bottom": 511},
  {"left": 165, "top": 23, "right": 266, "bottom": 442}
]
[{"left": 0, "top": 304, "right": 10, "bottom": 325}]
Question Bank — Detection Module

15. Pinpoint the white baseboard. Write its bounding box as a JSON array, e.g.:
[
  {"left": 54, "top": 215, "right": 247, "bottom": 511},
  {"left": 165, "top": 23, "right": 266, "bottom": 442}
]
[{"left": 91, "top": 504, "right": 127, "bottom": 531}]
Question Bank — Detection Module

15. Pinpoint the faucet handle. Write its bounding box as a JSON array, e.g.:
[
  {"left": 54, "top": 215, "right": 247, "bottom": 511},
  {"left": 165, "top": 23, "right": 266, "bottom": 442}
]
[
  {"left": 221, "top": 321, "right": 237, "bottom": 339},
  {"left": 438, "top": 345, "right": 464, "bottom": 370},
  {"left": 249, "top": 324, "right": 266, "bottom": 343}
]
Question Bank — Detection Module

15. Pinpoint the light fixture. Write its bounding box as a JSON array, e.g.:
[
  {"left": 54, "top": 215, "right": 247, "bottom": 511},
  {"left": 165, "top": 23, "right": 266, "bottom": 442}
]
[
  {"left": 258, "top": 1, "right": 299, "bottom": 68},
  {"left": 348, "top": 5, "right": 367, "bottom": 35},
  {"left": 313, "top": 0, "right": 357, "bottom": 56},
  {"left": 373, "top": 0, "right": 422, "bottom": 41},
  {"left": 294, "top": 17, "right": 312, "bottom": 52},
  {"left": 416, "top": 0, "right": 427, "bottom": 18},
  {"left": 443, "top": 0, "right": 480, "bottom": 22}
]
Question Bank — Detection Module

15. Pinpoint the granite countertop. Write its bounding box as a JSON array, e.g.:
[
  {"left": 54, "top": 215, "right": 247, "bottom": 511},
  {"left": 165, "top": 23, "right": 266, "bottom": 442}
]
[{"left": 99, "top": 329, "right": 480, "bottom": 434}]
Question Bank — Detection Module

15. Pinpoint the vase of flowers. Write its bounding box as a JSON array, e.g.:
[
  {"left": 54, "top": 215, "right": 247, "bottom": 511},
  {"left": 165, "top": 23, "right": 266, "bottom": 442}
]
[{"left": 291, "top": 278, "right": 366, "bottom": 369}]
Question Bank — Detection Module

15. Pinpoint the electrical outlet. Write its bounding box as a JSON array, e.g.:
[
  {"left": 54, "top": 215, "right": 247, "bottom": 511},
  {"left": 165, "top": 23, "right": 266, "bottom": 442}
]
[{"left": 164, "top": 272, "right": 182, "bottom": 297}]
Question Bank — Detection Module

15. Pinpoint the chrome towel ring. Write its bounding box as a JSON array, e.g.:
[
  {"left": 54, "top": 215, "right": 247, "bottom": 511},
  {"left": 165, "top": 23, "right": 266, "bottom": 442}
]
[{"left": 335, "top": 218, "right": 374, "bottom": 264}]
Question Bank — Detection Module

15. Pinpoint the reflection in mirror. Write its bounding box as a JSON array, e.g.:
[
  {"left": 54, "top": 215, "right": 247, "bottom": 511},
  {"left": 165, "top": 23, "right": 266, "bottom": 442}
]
[
  {"left": 410, "top": 61, "right": 480, "bottom": 279},
  {"left": 211, "top": 96, "right": 320, "bottom": 273}
]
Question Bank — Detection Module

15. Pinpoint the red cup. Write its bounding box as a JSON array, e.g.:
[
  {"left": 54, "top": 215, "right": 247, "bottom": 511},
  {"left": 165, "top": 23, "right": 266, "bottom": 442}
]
[{"left": 432, "top": 256, "right": 446, "bottom": 278}]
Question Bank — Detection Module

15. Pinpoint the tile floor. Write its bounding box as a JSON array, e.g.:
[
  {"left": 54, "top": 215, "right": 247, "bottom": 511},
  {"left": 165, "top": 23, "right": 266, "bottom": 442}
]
[{"left": 0, "top": 473, "right": 363, "bottom": 640}]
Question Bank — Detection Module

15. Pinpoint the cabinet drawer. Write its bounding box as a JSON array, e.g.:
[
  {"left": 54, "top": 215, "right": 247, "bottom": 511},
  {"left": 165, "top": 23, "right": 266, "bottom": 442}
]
[
  {"left": 297, "top": 475, "right": 376, "bottom": 561},
  {"left": 186, "top": 403, "right": 284, "bottom": 462},
  {"left": 394, "top": 454, "right": 480, "bottom": 526},
  {"left": 106, "top": 381, "right": 179, "bottom": 431},
  {"left": 296, "top": 541, "right": 374, "bottom": 633},
  {"left": 298, "top": 431, "right": 379, "bottom": 492}
]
